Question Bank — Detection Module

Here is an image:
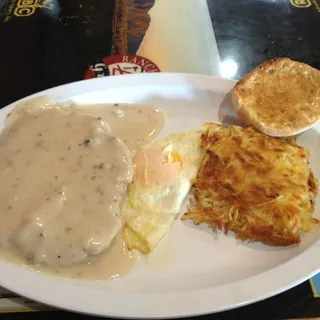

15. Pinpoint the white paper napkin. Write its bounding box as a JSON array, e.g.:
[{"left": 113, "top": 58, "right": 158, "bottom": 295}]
[{"left": 137, "top": 0, "right": 221, "bottom": 76}]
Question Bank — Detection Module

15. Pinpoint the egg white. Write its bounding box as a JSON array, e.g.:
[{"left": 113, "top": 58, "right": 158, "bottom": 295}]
[{"left": 121, "top": 130, "right": 202, "bottom": 254}]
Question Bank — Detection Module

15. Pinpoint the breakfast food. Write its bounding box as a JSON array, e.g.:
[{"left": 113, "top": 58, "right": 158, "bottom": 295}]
[
  {"left": 232, "top": 58, "right": 320, "bottom": 137},
  {"left": 0, "top": 97, "right": 165, "bottom": 279},
  {"left": 122, "top": 130, "right": 203, "bottom": 254},
  {"left": 182, "top": 123, "right": 319, "bottom": 246},
  {"left": 0, "top": 60, "right": 319, "bottom": 283},
  {"left": 0, "top": 106, "right": 133, "bottom": 268},
  {"left": 76, "top": 102, "right": 166, "bottom": 152}
]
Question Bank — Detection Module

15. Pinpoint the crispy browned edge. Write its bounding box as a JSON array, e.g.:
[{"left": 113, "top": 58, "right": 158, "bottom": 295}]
[
  {"left": 231, "top": 57, "right": 320, "bottom": 137},
  {"left": 182, "top": 124, "right": 319, "bottom": 246},
  {"left": 233, "top": 57, "right": 320, "bottom": 95}
]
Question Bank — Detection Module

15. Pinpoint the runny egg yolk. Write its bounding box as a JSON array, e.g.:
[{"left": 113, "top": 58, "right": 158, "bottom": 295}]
[{"left": 132, "top": 145, "right": 182, "bottom": 187}]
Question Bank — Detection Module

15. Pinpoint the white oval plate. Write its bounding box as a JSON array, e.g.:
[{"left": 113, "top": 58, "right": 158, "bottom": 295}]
[{"left": 1, "top": 73, "right": 320, "bottom": 318}]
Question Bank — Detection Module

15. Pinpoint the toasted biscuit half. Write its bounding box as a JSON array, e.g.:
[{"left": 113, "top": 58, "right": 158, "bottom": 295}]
[{"left": 232, "top": 58, "right": 320, "bottom": 137}]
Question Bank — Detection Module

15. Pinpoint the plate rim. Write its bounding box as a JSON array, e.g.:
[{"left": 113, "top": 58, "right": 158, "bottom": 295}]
[{"left": 0, "top": 72, "right": 319, "bottom": 319}]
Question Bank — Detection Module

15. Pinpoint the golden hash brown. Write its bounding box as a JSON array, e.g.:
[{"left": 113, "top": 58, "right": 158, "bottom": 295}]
[{"left": 182, "top": 123, "right": 319, "bottom": 246}]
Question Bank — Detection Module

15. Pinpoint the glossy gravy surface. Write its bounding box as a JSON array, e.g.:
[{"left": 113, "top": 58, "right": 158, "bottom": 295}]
[
  {"left": 0, "top": 97, "right": 166, "bottom": 279},
  {"left": 77, "top": 103, "right": 165, "bottom": 152}
]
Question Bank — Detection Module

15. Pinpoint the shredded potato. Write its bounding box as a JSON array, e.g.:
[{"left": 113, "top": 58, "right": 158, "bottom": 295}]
[{"left": 182, "top": 123, "right": 319, "bottom": 246}]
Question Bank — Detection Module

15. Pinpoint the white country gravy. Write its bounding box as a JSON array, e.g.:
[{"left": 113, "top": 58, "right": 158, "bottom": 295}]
[
  {"left": 76, "top": 103, "right": 166, "bottom": 152},
  {"left": 0, "top": 97, "right": 166, "bottom": 279}
]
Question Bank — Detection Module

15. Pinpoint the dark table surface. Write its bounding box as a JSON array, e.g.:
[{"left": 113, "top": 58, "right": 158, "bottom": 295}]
[
  {"left": 0, "top": 0, "right": 319, "bottom": 319},
  {"left": 0, "top": 0, "right": 115, "bottom": 107},
  {"left": 207, "top": 0, "right": 320, "bottom": 80}
]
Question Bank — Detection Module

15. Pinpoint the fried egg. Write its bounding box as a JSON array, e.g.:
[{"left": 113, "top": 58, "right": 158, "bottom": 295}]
[{"left": 121, "top": 130, "right": 202, "bottom": 254}]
